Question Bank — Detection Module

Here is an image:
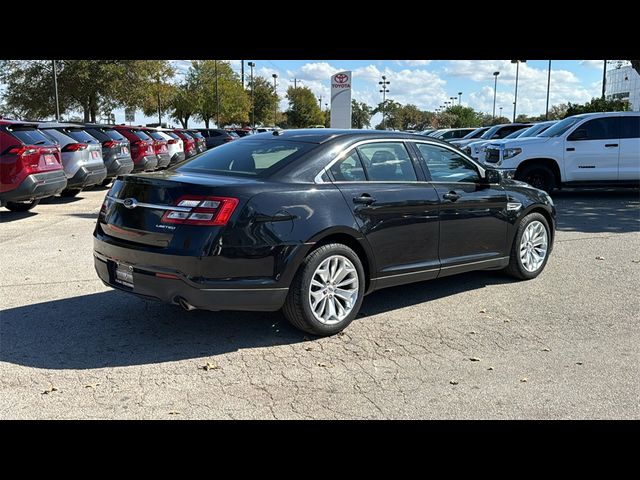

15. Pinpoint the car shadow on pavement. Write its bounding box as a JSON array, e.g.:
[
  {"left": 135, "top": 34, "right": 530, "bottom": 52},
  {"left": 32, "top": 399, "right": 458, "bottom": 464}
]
[
  {"left": 552, "top": 188, "right": 640, "bottom": 234},
  {"left": 0, "top": 210, "right": 37, "bottom": 223},
  {"left": 0, "top": 270, "right": 514, "bottom": 370},
  {"left": 40, "top": 196, "right": 84, "bottom": 205}
]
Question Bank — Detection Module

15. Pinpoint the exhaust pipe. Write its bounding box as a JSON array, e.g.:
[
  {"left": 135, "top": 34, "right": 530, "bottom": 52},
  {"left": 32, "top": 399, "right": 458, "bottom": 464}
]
[{"left": 176, "top": 296, "right": 197, "bottom": 311}]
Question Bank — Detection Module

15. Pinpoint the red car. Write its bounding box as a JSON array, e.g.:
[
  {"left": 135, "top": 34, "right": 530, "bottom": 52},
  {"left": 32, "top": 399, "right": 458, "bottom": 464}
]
[
  {"left": 112, "top": 125, "right": 158, "bottom": 172},
  {"left": 172, "top": 130, "right": 197, "bottom": 159},
  {"left": 0, "top": 120, "right": 67, "bottom": 211}
]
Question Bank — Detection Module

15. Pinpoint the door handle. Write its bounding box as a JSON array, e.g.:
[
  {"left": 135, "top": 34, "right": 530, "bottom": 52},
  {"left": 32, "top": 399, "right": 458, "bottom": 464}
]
[
  {"left": 443, "top": 191, "right": 460, "bottom": 201},
  {"left": 604, "top": 144, "right": 618, "bottom": 148},
  {"left": 566, "top": 147, "right": 575, "bottom": 151},
  {"left": 353, "top": 194, "right": 376, "bottom": 205}
]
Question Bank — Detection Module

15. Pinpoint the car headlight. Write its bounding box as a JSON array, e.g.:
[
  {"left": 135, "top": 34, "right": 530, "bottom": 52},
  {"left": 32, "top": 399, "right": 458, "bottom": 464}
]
[{"left": 503, "top": 147, "right": 522, "bottom": 159}]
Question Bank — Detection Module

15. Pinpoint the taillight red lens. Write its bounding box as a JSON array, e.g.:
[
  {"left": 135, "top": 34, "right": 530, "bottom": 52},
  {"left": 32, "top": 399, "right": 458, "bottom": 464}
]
[
  {"left": 168, "top": 139, "right": 177, "bottom": 145},
  {"left": 7, "top": 145, "right": 36, "bottom": 156},
  {"left": 160, "top": 195, "right": 239, "bottom": 226},
  {"left": 103, "top": 141, "right": 118, "bottom": 148},
  {"left": 62, "top": 143, "right": 88, "bottom": 152}
]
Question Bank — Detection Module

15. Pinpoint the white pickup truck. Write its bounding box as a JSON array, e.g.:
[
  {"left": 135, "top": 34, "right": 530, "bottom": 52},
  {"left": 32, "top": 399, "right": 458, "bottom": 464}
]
[{"left": 484, "top": 112, "right": 640, "bottom": 192}]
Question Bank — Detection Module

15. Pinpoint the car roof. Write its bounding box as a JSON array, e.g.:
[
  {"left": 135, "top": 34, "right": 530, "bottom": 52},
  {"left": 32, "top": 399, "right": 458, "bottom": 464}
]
[
  {"left": 570, "top": 111, "right": 639, "bottom": 118},
  {"left": 35, "top": 122, "right": 88, "bottom": 129},
  {"left": 83, "top": 123, "right": 121, "bottom": 129},
  {"left": 250, "top": 128, "right": 455, "bottom": 145}
]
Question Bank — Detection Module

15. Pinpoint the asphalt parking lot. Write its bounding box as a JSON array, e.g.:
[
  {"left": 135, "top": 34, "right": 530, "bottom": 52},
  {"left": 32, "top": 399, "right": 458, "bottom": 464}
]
[{"left": 1, "top": 187, "right": 639, "bottom": 419}]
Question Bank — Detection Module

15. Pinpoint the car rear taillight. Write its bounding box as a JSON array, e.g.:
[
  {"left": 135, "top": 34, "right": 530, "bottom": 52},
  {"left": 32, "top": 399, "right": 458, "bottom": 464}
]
[
  {"left": 62, "top": 143, "right": 88, "bottom": 152},
  {"left": 160, "top": 195, "right": 239, "bottom": 226},
  {"left": 6, "top": 145, "right": 37, "bottom": 156},
  {"left": 167, "top": 139, "right": 177, "bottom": 145},
  {"left": 103, "top": 140, "right": 119, "bottom": 148},
  {"left": 223, "top": 137, "right": 234, "bottom": 142}
]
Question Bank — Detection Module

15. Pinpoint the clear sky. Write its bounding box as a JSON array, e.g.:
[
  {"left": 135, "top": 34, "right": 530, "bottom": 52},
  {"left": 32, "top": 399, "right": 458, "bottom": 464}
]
[{"left": 75, "top": 60, "right": 618, "bottom": 127}]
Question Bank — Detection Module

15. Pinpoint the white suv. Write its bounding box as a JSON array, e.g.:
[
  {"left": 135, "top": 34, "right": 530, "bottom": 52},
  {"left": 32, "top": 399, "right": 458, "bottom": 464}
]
[{"left": 487, "top": 112, "right": 640, "bottom": 192}]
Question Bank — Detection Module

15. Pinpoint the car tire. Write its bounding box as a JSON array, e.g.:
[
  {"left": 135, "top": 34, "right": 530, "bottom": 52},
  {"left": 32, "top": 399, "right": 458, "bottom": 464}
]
[
  {"left": 504, "top": 212, "right": 551, "bottom": 280},
  {"left": 517, "top": 164, "right": 555, "bottom": 193},
  {"left": 283, "top": 243, "right": 365, "bottom": 336},
  {"left": 5, "top": 199, "right": 40, "bottom": 212},
  {"left": 60, "top": 188, "right": 82, "bottom": 198}
]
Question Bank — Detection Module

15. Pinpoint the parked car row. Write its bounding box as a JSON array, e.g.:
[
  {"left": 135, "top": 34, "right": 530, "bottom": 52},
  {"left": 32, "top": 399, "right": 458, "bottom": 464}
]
[{"left": 0, "top": 120, "right": 215, "bottom": 211}]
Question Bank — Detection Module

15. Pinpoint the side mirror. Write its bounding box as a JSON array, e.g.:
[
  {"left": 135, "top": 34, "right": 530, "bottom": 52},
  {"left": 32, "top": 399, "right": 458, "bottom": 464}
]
[
  {"left": 484, "top": 169, "right": 502, "bottom": 184},
  {"left": 569, "top": 128, "right": 587, "bottom": 141}
]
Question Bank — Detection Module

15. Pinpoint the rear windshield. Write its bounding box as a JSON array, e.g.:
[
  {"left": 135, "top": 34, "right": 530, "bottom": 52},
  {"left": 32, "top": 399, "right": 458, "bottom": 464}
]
[
  {"left": 103, "top": 129, "right": 127, "bottom": 142},
  {"left": 131, "top": 130, "right": 152, "bottom": 141},
  {"left": 5, "top": 127, "right": 57, "bottom": 146},
  {"left": 175, "top": 139, "right": 316, "bottom": 177},
  {"left": 84, "top": 128, "right": 110, "bottom": 142},
  {"left": 165, "top": 132, "right": 181, "bottom": 140},
  {"left": 40, "top": 128, "right": 75, "bottom": 146},
  {"left": 188, "top": 131, "right": 204, "bottom": 139},
  {"left": 228, "top": 131, "right": 239, "bottom": 138},
  {"left": 60, "top": 128, "right": 99, "bottom": 144},
  {"left": 145, "top": 131, "right": 166, "bottom": 141},
  {"left": 177, "top": 131, "right": 193, "bottom": 140}
]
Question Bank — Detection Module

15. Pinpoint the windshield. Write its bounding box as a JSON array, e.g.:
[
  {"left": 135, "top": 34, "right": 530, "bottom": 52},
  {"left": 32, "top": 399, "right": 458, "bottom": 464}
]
[
  {"left": 480, "top": 125, "right": 502, "bottom": 139},
  {"left": 539, "top": 116, "right": 582, "bottom": 137},
  {"left": 176, "top": 139, "right": 316, "bottom": 177},
  {"left": 463, "top": 127, "right": 488, "bottom": 139},
  {"left": 504, "top": 128, "right": 528, "bottom": 139}
]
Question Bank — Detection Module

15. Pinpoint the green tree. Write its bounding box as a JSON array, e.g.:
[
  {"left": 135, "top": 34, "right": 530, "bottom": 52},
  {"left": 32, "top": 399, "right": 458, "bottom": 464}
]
[
  {"left": 565, "top": 97, "right": 629, "bottom": 117},
  {"left": 445, "top": 105, "right": 484, "bottom": 128},
  {"left": 547, "top": 104, "right": 568, "bottom": 120},
  {"left": 492, "top": 116, "right": 511, "bottom": 125},
  {"left": 515, "top": 113, "right": 532, "bottom": 123},
  {"left": 351, "top": 100, "right": 372, "bottom": 129},
  {"left": 373, "top": 100, "right": 402, "bottom": 130},
  {"left": 170, "top": 81, "right": 199, "bottom": 128},
  {"left": 0, "top": 60, "right": 174, "bottom": 122},
  {"left": 189, "top": 60, "right": 249, "bottom": 128},
  {"left": 436, "top": 111, "right": 457, "bottom": 128},
  {"left": 285, "top": 86, "right": 324, "bottom": 128},
  {"left": 248, "top": 76, "right": 279, "bottom": 126}
]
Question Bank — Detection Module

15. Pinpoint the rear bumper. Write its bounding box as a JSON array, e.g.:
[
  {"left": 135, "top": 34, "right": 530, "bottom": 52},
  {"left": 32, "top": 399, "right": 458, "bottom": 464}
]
[
  {"left": 132, "top": 155, "right": 158, "bottom": 172},
  {"left": 0, "top": 170, "right": 67, "bottom": 203},
  {"left": 105, "top": 156, "right": 135, "bottom": 178},
  {"left": 67, "top": 164, "right": 108, "bottom": 189},
  {"left": 93, "top": 239, "right": 289, "bottom": 312},
  {"left": 170, "top": 151, "right": 185, "bottom": 166},
  {"left": 156, "top": 153, "right": 171, "bottom": 169}
]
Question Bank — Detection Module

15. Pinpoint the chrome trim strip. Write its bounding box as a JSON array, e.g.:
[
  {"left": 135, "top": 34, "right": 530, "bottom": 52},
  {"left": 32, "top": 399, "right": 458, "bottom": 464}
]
[
  {"left": 201, "top": 287, "right": 289, "bottom": 292},
  {"left": 371, "top": 267, "right": 439, "bottom": 281},
  {"left": 440, "top": 256, "right": 509, "bottom": 270},
  {"left": 315, "top": 137, "right": 487, "bottom": 184},
  {"left": 107, "top": 196, "right": 192, "bottom": 212}
]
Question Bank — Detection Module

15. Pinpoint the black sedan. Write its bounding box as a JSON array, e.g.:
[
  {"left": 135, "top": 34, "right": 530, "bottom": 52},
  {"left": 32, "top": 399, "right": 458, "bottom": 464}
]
[{"left": 94, "top": 130, "right": 555, "bottom": 336}]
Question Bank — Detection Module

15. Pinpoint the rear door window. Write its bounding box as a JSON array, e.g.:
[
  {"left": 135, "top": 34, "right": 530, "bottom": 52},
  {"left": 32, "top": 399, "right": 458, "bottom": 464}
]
[
  {"left": 356, "top": 142, "right": 417, "bottom": 181},
  {"left": 330, "top": 150, "right": 367, "bottom": 181},
  {"left": 620, "top": 116, "right": 640, "bottom": 139},
  {"left": 568, "top": 117, "right": 619, "bottom": 141}
]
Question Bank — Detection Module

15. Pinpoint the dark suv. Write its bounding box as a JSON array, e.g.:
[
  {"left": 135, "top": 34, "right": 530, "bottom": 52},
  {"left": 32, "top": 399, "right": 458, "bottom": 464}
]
[
  {"left": 83, "top": 124, "right": 134, "bottom": 184},
  {"left": 0, "top": 120, "right": 67, "bottom": 211},
  {"left": 198, "top": 128, "right": 237, "bottom": 149}
]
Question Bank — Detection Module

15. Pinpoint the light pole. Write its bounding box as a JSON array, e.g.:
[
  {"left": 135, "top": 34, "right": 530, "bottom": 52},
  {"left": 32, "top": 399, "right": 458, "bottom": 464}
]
[
  {"left": 450, "top": 96, "right": 456, "bottom": 107},
  {"left": 52, "top": 60, "right": 60, "bottom": 121},
  {"left": 458, "top": 92, "right": 462, "bottom": 105},
  {"left": 511, "top": 60, "right": 526, "bottom": 122},
  {"left": 492, "top": 71, "right": 500, "bottom": 120},
  {"left": 272, "top": 73, "right": 278, "bottom": 127},
  {"left": 248, "top": 62, "right": 255, "bottom": 129},
  {"left": 545, "top": 60, "right": 551, "bottom": 120},
  {"left": 215, "top": 60, "right": 220, "bottom": 127},
  {"left": 378, "top": 75, "right": 390, "bottom": 130},
  {"left": 318, "top": 96, "right": 322, "bottom": 109},
  {"left": 499, "top": 106, "right": 503, "bottom": 119},
  {"left": 602, "top": 59, "right": 607, "bottom": 99}
]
